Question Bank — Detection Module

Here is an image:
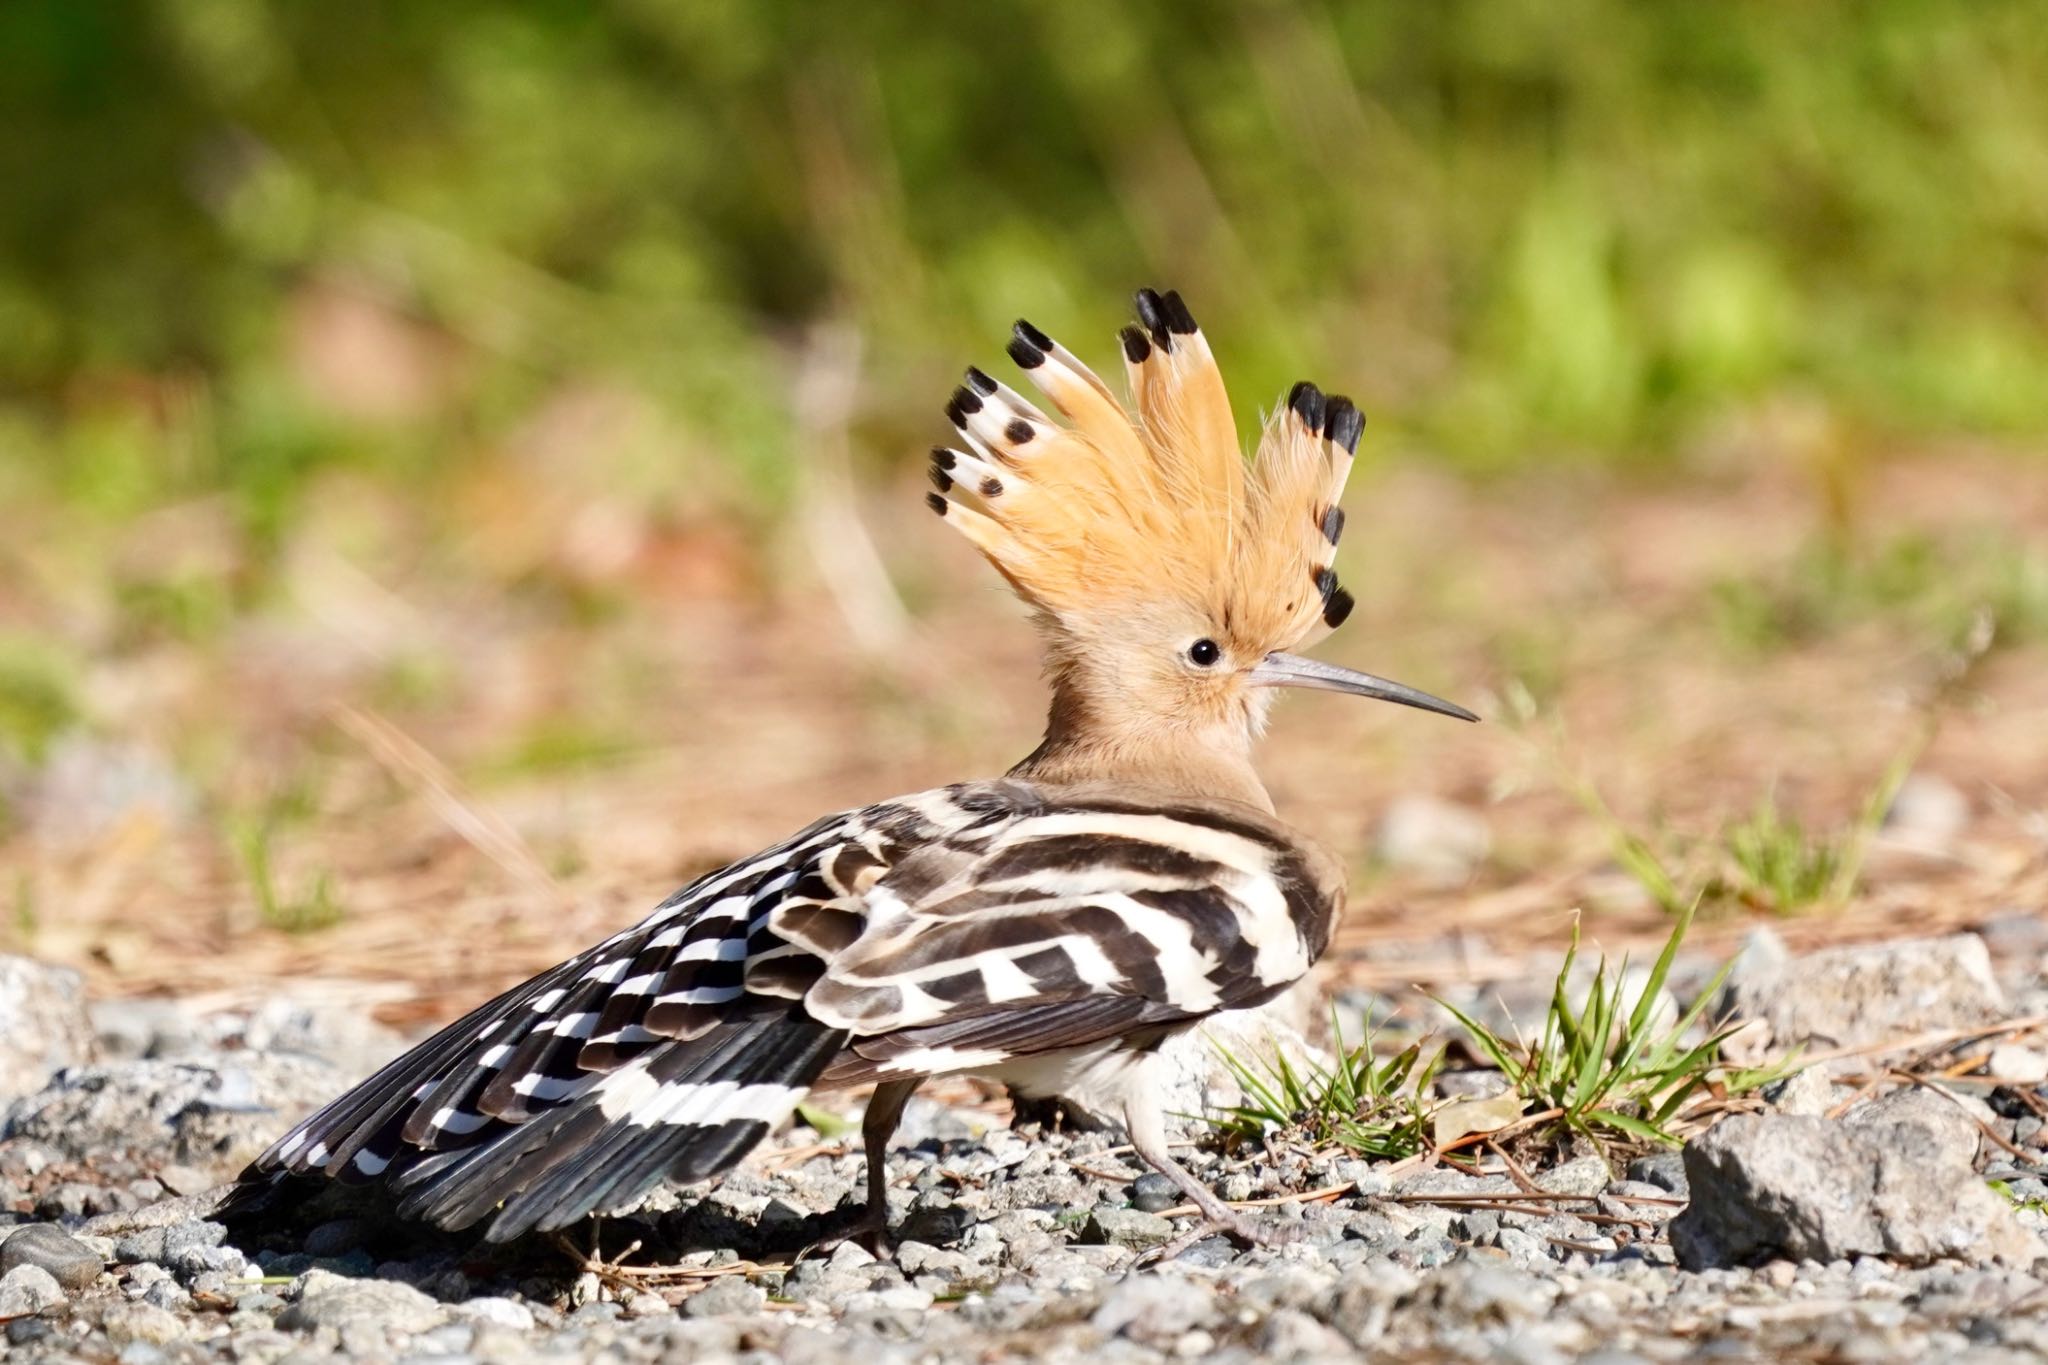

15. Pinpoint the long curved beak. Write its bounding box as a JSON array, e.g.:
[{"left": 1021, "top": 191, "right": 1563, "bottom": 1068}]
[{"left": 1250, "top": 652, "right": 1479, "bottom": 723}]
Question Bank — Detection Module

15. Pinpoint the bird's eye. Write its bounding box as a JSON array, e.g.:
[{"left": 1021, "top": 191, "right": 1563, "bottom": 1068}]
[{"left": 1187, "top": 638, "right": 1221, "bottom": 667}]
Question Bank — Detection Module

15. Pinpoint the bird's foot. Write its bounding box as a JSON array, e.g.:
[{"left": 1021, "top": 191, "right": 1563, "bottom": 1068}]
[
  {"left": 1136, "top": 1206, "right": 1298, "bottom": 1267},
  {"left": 796, "top": 1208, "right": 893, "bottom": 1264}
]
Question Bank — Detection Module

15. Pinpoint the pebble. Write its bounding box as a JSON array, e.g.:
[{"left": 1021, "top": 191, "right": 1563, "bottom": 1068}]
[
  {"left": 1082, "top": 1207, "right": 1177, "bottom": 1249},
  {"left": 1990, "top": 1045, "right": 2048, "bottom": 1084},
  {"left": 684, "top": 1276, "right": 765, "bottom": 1317},
  {"left": 100, "top": 1301, "right": 186, "bottom": 1345},
  {"left": 276, "top": 1268, "right": 450, "bottom": 1334},
  {"left": 0, "top": 1263, "right": 66, "bottom": 1317},
  {"left": 0, "top": 1222, "right": 106, "bottom": 1293},
  {"left": 4, "top": 950, "right": 2048, "bottom": 1362},
  {"left": 1129, "top": 1172, "right": 1181, "bottom": 1212}
]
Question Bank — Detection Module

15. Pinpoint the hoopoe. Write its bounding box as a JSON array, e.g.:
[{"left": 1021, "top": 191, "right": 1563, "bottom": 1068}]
[{"left": 236, "top": 288, "right": 1475, "bottom": 1250}]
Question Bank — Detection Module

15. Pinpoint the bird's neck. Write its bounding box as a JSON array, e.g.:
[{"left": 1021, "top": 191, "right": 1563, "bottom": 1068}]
[{"left": 1008, "top": 678, "right": 1276, "bottom": 815}]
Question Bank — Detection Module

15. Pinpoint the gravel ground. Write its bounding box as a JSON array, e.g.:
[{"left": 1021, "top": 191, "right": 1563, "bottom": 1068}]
[{"left": 2, "top": 932, "right": 2047, "bottom": 1363}]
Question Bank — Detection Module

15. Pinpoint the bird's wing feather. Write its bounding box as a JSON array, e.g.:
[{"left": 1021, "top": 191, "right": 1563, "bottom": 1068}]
[{"left": 243, "top": 779, "right": 1333, "bottom": 1237}]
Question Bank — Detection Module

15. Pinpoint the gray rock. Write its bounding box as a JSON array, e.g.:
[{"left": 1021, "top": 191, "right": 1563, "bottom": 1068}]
[
  {"left": 1536, "top": 1155, "right": 1611, "bottom": 1197},
  {"left": 0, "top": 956, "right": 96, "bottom": 1102},
  {"left": 1375, "top": 796, "right": 1492, "bottom": 885},
  {"left": 1129, "top": 1172, "right": 1180, "bottom": 1213},
  {"left": 1844, "top": 1086, "right": 1986, "bottom": 1168},
  {"left": 1721, "top": 933, "right": 2006, "bottom": 1054},
  {"left": 683, "top": 1275, "right": 766, "bottom": 1317},
  {"left": 3, "top": 1053, "right": 339, "bottom": 1181},
  {"left": 81, "top": 1187, "right": 230, "bottom": 1242},
  {"left": 277, "top": 1268, "right": 449, "bottom": 1334},
  {"left": 233, "top": 999, "right": 408, "bottom": 1085},
  {"left": 455, "top": 1296, "right": 536, "bottom": 1331},
  {"left": 99, "top": 1301, "right": 185, "bottom": 1345},
  {"left": 1258, "top": 1306, "right": 1355, "bottom": 1358},
  {"left": 1413, "top": 1255, "right": 1551, "bottom": 1322},
  {"left": 1091, "top": 1273, "right": 1218, "bottom": 1343},
  {"left": 898, "top": 1202, "right": 973, "bottom": 1245},
  {"left": 1764, "top": 1065, "right": 1838, "bottom": 1117},
  {"left": 0, "top": 1222, "right": 104, "bottom": 1292},
  {"left": 1081, "top": 1207, "right": 1176, "bottom": 1249},
  {"left": 1990, "top": 1045, "right": 2048, "bottom": 1084},
  {"left": 1670, "top": 1113, "right": 2041, "bottom": 1269},
  {"left": 0, "top": 1262, "right": 65, "bottom": 1316},
  {"left": 88, "top": 1000, "right": 206, "bottom": 1063},
  {"left": 301, "top": 1217, "right": 369, "bottom": 1258}
]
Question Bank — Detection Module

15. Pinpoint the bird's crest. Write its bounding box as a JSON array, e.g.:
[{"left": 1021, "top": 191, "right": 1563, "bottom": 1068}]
[{"left": 926, "top": 288, "right": 1360, "bottom": 654}]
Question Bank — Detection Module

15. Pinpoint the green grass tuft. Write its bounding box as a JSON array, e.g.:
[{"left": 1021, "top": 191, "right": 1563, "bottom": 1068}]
[
  {"left": 232, "top": 816, "right": 346, "bottom": 935},
  {"left": 1208, "top": 904, "right": 1782, "bottom": 1164},
  {"left": 1209, "top": 1013, "right": 1440, "bottom": 1161},
  {"left": 1433, "top": 900, "right": 1767, "bottom": 1149}
]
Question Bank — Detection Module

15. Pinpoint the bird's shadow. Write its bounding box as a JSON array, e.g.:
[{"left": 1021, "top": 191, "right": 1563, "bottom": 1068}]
[{"left": 218, "top": 1174, "right": 889, "bottom": 1298}]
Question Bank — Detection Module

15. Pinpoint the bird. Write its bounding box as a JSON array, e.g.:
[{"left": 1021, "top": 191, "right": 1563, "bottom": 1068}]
[{"left": 233, "top": 287, "right": 1476, "bottom": 1252}]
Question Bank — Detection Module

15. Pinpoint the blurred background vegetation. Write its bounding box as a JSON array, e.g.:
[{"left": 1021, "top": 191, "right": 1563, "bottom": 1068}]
[
  {"left": 4, "top": 1, "right": 2048, "bottom": 984},
  {"left": 8, "top": 0, "right": 2048, "bottom": 530}
]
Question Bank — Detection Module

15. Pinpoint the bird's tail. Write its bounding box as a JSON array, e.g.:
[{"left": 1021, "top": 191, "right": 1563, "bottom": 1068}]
[
  {"left": 235, "top": 1002, "right": 848, "bottom": 1243},
  {"left": 406, "top": 1003, "right": 847, "bottom": 1241}
]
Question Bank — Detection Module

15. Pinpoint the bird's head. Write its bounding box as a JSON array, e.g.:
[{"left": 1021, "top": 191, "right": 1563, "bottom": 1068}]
[{"left": 928, "top": 289, "right": 1474, "bottom": 784}]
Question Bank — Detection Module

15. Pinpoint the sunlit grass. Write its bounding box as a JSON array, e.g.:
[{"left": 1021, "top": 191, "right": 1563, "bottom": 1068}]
[
  {"left": 1209, "top": 906, "right": 1776, "bottom": 1163},
  {"left": 1209, "top": 1015, "right": 1439, "bottom": 1161},
  {"left": 1433, "top": 903, "right": 1771, "bottom": 1150}
]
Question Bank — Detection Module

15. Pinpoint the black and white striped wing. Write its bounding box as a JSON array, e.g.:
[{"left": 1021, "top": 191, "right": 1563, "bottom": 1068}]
[
  {"left": 801, "top": 791, "right": 1340, "bottom": 1081},
  {"left": 243, "top": 780, "right": 1337, "bottom": 1240}
]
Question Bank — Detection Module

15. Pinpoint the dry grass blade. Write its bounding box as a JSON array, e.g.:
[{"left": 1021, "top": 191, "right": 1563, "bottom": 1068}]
[
  {"left": 333, "top": 704, "right": 567, "bottom": 910},
  {"left": 549, "top": 1231, "right": 789, "bottom": 1291},
  {"left": 1152, "top": 1179, "right": 1358, "bottom": 1220}
]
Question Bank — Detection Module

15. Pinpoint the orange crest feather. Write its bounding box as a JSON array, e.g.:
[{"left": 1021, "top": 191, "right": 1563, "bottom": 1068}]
[{"left": 926, "top": 289, "right": 1361, "bottom": 654}]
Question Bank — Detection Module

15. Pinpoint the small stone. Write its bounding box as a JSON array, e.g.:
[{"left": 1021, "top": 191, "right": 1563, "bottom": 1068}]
[
  {"left": 1989, "top": 1045, "right": 2048, "bottom": 1085},
  {"left": 1081, "top": 1207, "right": 1176, "bottom": 1249},
  {"left": 1764, "top": 1066, "right": 1837, "bottom": 1117},
  {"left": 1092, "top": 1274, "right": 1219, "bottom": 1343},
  {"left": 0, "top": 956, "right": 98, "bottom": 1102},
  {"left": 100, "top": 1302, "right": 186, "bottom": 1346},
  {"left": 1258, "top": 1307, "right": 1354, "bottom": 1358},
  {"left": 0, "top": 1263, "right": 66, "bottom": 1316},
  {"left": 1625, "top": 1151, "right": 1689, "bottom": 1196},
  {"left": 0, "top": 1223, "right": 105, "bottom": 1293},
  {"left": 301, "top": 1218, "right": 367, "bottom": 1258},
  {"left": 684, "top": 1276, "right": 765, "bottom": 1318},
  {"left": 277, "top": 1268, "right": 448, "bottom": 1334},
  {"left": 1883, "top": 773, "right": 1969, "bottom": 844},
  {"left": 1375, "top": 796, "right": 1492, "bottom": 885},
  {"left": 457, "top": 1296, "right": 536, "bottom": 1331},
  {"left": 623, "top": 1289, "right": 669, "bottom": 1318},
  {"left": 825, "top": 1239, "right": 876, "bottom": 1274},
  {"left": 1129, "top": 1172, "right": 1181, "bottom": 1213},
  {"left": 114, "top": 1229, "right": 168, "bottom": 1265},
  {"left": 898, "top": 1203, "right": 974, "bottom": 1245},
  {"left": 1844, "top": 1086, "right": 1986, "bottom": 1168},
  {"left": 1536, "top": 1155, "right": 1611, "bottom": 1197}
]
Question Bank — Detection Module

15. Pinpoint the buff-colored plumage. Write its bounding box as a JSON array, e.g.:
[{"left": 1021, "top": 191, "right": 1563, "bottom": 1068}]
[{"left": 928, "top": 289, "right": 1359, "bottom": 660}]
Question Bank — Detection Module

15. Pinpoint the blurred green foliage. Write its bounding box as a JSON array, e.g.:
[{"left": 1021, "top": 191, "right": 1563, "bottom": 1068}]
[{"left": 4, "top": 0, "right": 2048, "bottom": 540}]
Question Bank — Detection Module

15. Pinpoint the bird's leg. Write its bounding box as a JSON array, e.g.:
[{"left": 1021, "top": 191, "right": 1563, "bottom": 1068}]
[
  {"left": 853, "top": 1077, "right": 919, "bottom": 1258},
  {"left": 1121, "top": 1084, "right": 1268, "bottom": 1261}
]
